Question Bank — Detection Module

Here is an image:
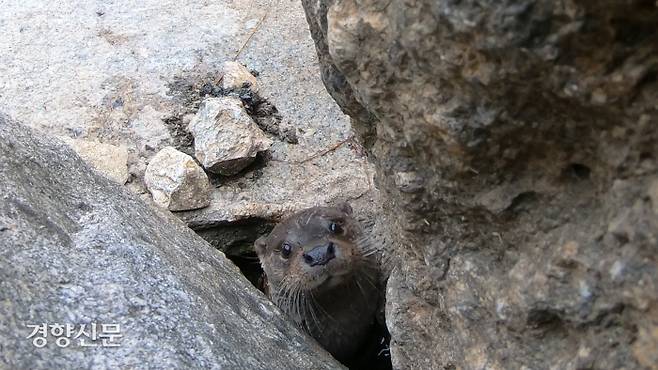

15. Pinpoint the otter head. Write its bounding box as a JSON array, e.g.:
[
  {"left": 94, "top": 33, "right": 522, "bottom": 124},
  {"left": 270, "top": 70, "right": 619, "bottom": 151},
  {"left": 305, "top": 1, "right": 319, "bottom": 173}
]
[{"left": 255, "top": 203, "right": 368, "bottom": 295}]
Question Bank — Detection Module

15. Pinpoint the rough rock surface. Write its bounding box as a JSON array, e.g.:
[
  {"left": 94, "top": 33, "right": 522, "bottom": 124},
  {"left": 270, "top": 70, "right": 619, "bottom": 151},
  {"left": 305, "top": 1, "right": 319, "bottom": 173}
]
[
  {"left": 0, "top": 115, "right": 343, "bottom": 369},
  {"left": 59, "top": 137, "right": 129, "bottom": 184},
  {"left": 220, "top": 61, "right": 260, "bottom": 93},
  {"left": 144, "top": 146, "right": 211, "bottom": 211},
  {"left": 0, "top": 0, "right": 375, "bottom": 230},
  {"left": 188, "top": 97, "right": 273, "bottom": 175},
  {"left": 303, "top": 1, "right": 658, "bottom": 369}
]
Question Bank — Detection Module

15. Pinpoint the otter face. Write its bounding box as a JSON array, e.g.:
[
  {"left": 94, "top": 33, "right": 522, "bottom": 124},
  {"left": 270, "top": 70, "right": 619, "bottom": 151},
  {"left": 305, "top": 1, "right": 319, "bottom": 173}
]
[{"left": 255, "top": 204, "right": 366, "bottom": 293}]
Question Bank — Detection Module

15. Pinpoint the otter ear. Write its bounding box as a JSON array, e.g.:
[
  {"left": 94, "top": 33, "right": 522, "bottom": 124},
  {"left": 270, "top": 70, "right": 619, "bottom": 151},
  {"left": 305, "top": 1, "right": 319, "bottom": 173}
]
[
  {"left": 254, "top": 236, "right": 267, "bottom": 256},
  {"left": 337, "top": 202, "right": 353, "bottom": 215}
]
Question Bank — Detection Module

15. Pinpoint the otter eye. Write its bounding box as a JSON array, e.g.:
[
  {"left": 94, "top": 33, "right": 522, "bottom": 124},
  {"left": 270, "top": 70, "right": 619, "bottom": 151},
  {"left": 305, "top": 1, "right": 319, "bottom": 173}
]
[
  {"left": 329, "top": 222, "right": 342, "bottom": 233},
  {"left": 281, "top": 243, "right": 293, "bottom": 258}
]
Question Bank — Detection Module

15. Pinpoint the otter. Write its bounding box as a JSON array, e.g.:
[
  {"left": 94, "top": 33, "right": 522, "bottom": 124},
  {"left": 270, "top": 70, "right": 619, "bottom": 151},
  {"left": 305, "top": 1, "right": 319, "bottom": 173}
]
[{"left": 255, "top": 204, "right": 381, "bottom": 363}]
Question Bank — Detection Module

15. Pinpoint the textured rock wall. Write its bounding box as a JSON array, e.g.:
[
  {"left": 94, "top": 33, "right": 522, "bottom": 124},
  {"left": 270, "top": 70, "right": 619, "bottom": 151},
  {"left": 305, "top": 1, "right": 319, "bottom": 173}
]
[{"left": 303, "top": 1, "right": 658, "bottom": 369}]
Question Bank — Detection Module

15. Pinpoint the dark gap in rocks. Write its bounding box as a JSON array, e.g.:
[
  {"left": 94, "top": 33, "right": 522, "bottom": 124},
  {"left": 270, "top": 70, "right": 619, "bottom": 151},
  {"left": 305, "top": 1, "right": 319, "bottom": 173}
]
[
  {"left": 611, "top": 10, "right": 658, "bottom": 46},
  {"left": 232, "top": 252, "right": 268, "bottom": 293},
  {"left": 526, "top": 308, "right": 563, "bottom": 330},
  {"left": 523, "top": 17, "right": 555, "bottom": 49},
  {"left": 562, "top": 163, "right": 591, "bottom": 181},
  {"left": 591, "top": 303, "right": 626, "bottom": 328},
  {"left": 347, "top": 325, "right": 392, "bottom": 370},
  {"left": 506, "top": 191, "right": 539, "bottom": 214},
  {"left": 193, "top": 218, "right": 274, "bottom": 290},
  {"left": 612, "top": 231, "right": 630, "bottom": 246}
]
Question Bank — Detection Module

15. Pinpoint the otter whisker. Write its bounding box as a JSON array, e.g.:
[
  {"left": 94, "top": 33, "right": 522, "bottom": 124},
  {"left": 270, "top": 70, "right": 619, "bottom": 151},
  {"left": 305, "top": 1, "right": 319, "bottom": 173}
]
[
  {"left": 354, "top": 276, "right": 369, "bottom": 300},
  {"left": 355, "top": 255, "right": 379, "bottom": 268},
  {"left": 310, "top": 290, "right": 339, "bottom": 327},
  {"left": 302, "top": 295, "right": 313, "bottom": 333},
  {"left": 357, "top": 268, "right": 378, "bottom": 291},
  {"left": 302, "top": 292, "right": 322, "bottom": 334},
  {"left": 255, "top": 204, "right": 382, "bottom": 363},
  {"left": 292, "top": 286, "right": 302, "bottom": 326},
  {"left": 297, "top": 290, "right": 308, "bottom": 330},
  {"left": 356, "top": 235, "right": 381, "bottom": 258},
  {"left": 275, "top": 276, "right": 296, "bottom": 316}
]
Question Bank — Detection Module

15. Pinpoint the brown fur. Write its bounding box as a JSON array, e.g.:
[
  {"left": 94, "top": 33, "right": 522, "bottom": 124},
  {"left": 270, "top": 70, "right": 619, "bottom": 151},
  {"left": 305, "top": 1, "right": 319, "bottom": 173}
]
[{"left": 255, "top": 204, "right": 380, "bottom": 362}]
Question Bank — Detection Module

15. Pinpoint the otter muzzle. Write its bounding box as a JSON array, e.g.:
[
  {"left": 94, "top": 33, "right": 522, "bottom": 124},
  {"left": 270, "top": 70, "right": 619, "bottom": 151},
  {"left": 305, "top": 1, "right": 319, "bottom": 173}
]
[{"left": 302, "top": 242, "right": 336, "bottom": 267}]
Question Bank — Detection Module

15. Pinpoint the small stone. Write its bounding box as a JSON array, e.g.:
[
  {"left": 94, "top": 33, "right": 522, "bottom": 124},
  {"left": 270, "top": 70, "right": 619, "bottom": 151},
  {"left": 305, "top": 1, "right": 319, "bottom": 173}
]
[
  {"left": 188, "top": 97, "right": 273, "bottom": 175},
  {"left": 60, "top": 137, "right": 129, "bottom": 184},
  {"left": 144, "top": 147, "right": 211, "bottom": 211},
  {"left": 220, "top": 61, "right": 259, "bottom": 93}
]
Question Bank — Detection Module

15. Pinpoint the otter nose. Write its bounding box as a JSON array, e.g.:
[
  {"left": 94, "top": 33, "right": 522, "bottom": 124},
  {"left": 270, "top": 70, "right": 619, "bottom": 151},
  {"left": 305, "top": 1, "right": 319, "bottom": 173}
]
[{"left": 302, "top": 242, "right": 336, "bottom": 267}]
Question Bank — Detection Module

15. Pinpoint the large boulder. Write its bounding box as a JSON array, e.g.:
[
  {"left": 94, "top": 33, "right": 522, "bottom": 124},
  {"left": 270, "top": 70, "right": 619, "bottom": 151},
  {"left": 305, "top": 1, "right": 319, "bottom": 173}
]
[
  {"left": 0, "top": 115, "right": 342, "bottom": 369},
  {"left": 303, "top": 1, "right": 658, "bottom": 369}
]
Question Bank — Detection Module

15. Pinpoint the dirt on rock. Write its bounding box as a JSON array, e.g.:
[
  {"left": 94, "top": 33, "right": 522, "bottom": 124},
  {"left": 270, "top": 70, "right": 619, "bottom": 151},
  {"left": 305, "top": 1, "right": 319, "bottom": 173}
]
[{"left": 164, "top": 70, "right": 298, "bottom": 160}]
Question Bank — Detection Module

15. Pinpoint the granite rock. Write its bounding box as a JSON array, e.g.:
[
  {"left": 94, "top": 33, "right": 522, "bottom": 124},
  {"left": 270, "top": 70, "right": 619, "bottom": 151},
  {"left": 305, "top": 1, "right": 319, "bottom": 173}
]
[
  {"left": 188, "top": 97, "right": 273, "bottom": 176},
  {"left": 303, "top": 0, "right": 658, "bottom": 369},
  {"left": 144, "top": 146, "right": 211, "bottom": 211}
]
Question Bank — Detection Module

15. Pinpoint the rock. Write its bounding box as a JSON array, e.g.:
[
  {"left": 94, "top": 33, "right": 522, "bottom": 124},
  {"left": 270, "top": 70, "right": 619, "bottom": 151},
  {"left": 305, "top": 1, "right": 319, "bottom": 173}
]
[
  {"left": 0, "top": 114, "right": 342, "bottom": 369},
  {"left": 303, "top": 0, "right": 658, "bottom": 369},
  {"left": 220, "top": 61, "right": 259, "bottom": 93},
  {"left": 0, "top": 0, "right": 363, "bottom": 208},
  {"left": 177, "top": 154, "right": 376, "bottom": 228},
  {"left": 144, "top": 147, "right": 211, "bottom": 211},
  {"left": 59, "top": 137, "right": 129, "bottom": 184},
  {"left": 188, "top": 97, "right": 273, "bottom": 176},
  {"left": 300, "top": 0, "right": 378, "bottom": 148}
]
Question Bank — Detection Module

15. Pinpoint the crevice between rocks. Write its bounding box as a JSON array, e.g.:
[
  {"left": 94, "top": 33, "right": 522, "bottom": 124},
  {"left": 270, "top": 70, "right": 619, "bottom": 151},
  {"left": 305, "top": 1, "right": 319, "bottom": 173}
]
[{"left": 191, "top": 217, "right": 274, "bottom": 291}]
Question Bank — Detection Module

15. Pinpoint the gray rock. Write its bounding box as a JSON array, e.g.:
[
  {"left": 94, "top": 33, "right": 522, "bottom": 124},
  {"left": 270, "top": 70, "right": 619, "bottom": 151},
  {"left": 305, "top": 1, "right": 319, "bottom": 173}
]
[
  {"left": 300, "top": 0, "right": 377, "bottom": 148},
  {"left": 177, "top": 152, "right": 376, "bottom": 229},
  {"left": 59, "top": 137, "right": 129, "bottom": 184},
  {"left": 188, "top": 97, "right": 273, "bottom": 176},
  {"left": 144, "top": 146, "right": 211, "bottom": 211},
  {"left": 0, "top": 0, "right": 371, "bottom": 213},
  {"left": 303, "top": 0, "right": 658, "bottom": 369},
  {"left": 0, "top": 114, "right": 343, "bottom": 369},
  {"left": 220, "top": 61, "right": 259, "bottom": 93}
]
